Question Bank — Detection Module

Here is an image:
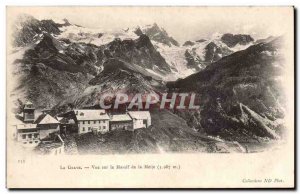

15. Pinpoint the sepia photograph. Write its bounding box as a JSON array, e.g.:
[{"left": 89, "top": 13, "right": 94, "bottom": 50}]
[{"left": 5, "top": 6, "right": 295, "bottom": 188}]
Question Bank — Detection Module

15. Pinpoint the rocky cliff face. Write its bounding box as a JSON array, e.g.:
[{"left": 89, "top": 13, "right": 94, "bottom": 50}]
[
  {"left": 9, "top": 15, "right": 171, "bottom": 109},
  {"left": 18, "top": 34, "right": 99, "bottom": 75},
  {"left": 180, "top": 33, "right": 254, "bottom": 71},
  {"left": 73, "top": 58, "right": 165, "bottom": 108},
  {"left": 103, "top": 34, "right": 172, "bottom": 74},
  {"left": 135, "top": 23, "right": 179, "bottom": 47},
  {"left": 170, "top": 37, "right": 285, "bottom": 142},
  {"left": 221, "top": 33, "right": 254, "bottom": 47},
  {"left": 12, "top": 14, "right": 70, "bottom": 47},
  {"left": 11, "top": 58, "right": 92, "bottom": 110}
]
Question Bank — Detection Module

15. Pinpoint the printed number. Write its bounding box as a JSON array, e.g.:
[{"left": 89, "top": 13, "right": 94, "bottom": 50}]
[{"left": 18, "top": 160, "right": 25, "bottom": 164}]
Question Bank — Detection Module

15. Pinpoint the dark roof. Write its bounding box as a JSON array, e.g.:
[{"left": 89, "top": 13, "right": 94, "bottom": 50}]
[
  {"left": 34, "top": 114, "right": 47, "bottom": 124},
  {"left": 15, "top": 114, "right": 24, "bottom": 122}
]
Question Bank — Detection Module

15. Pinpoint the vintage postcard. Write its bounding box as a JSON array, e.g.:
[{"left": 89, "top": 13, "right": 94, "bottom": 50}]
[{"left": 6, "top": 6, "right": 294, "bottom": 188}]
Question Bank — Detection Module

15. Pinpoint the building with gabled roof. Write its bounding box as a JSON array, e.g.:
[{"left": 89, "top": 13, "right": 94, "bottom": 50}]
[
  {"left": 35, "top": 114, "right": 60, "bottom": 124},
  {"left": 128, "top": 111, "right": 151, "bottom": 129},
  {"left": 109, "top": 114, "right": 133, "bottom": 131},
  {"left": 34, "top": 113, "right": 60, "bottom": 139},
  {"left": 74, "top": 109, "right": 110, "bottom": 134},
  {"left": 14, "top": 123, "right": 40, "bottom": 146},
  {"left": 110, "top": 114, "right": 132, "bottom": 122}
]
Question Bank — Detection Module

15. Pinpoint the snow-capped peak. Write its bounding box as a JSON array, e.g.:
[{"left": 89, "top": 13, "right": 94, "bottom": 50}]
[
  {"left": 210, "top": 32, "right": 223, "bottom": 39},
  {"left": 57, "top": 24, "right": 138, "bottom": 46}
]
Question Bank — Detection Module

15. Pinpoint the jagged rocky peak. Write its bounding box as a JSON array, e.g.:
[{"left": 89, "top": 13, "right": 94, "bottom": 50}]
[
  {"left": 221, "top": 33, "right": 254, "bottom": 47},
  {"left": 12, "top": 14, "right": 66, "bottom": 47},
  {"left": 135, "top": 34, "right": 155, "bottom": 49},
  {"left": 204, "top": 41, "right": 233, "bottom": 62},
  {"left": 134, "top": 27, "right": 143, "bottom": 36},
  {"left": 60, "top": 18, "right": 71, "bottom": 26},
  {"left": 183, "top": 41, "right": 195, "bottom": 46},
  {"left": 103, "top": 34, "right": 171, "bottom": 74},
  {"left": 34, "top": 33, "right": 63, "bottom": 53},
  {"left": 136, "top": 23, "right": 179, "bottom": 47},
  {"left": 13, "top": 14, "right": 43, "bottom": 47}
]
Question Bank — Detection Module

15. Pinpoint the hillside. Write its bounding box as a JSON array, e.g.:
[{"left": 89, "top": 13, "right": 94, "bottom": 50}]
[
  {"left": 75, "top": 109, "right": 245, "bottom": 154},
  {"left": 170, "top": 37, "right": 286, "bottom": 142},
  {"left": 73, "top": 59, "right": 165, "bottom": 108}
]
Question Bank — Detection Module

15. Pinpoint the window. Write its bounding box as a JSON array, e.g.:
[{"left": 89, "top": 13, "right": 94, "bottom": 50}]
[
  {"left": 82, "top": 127, "right": 85, "bottom": 131},
  {"left": 29, "top": 141, "right": 32, "bottom": 144},
  {"left": 28, "top": 134, "right": 32, "bottom": 138},
  {"left": 22, "top": 134, "right": 26, "bottom": 139},
  {"left": 88, "top": 121, "right": 90, "bottom": 124},
  {"left": 83, "top": 121, "right": 85, "bottom": 124},
  {"left": 34, "top": 134, "right": 38, "bottom": 138},
  {"left": 35, "top": 141, "right": 38, "bottom": 143},
  {"left": 94, "top": 121, "right": 96, "bottom": 124},
  {"left": 23, "top": 142, "right": 27, "bottom": 144},
  {"left": 103, "top": 126, "right": 106, "bottom": 129}
]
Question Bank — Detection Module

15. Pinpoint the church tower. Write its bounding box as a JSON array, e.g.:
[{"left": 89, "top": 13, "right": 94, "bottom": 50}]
[{"left": 23, "top": 101, "right": 35, "bottom": 123}]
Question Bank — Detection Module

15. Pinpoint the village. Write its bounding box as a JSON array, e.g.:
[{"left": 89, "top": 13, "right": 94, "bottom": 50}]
[{"left": 12, "top": 101, "right": 152, "bottom": 155}]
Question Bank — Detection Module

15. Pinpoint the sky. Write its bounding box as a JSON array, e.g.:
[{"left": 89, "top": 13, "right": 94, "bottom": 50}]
[{"left": 8, "top": 6, "right": 293, "bottom": 44}]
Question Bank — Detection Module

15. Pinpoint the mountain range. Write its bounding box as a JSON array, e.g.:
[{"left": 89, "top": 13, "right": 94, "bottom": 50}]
[
  {"left": 170, "top": 37, "right": 285, "bottom": 142},
  {"left": 9, "top": 13, "right": 286, "bottom": 143}
]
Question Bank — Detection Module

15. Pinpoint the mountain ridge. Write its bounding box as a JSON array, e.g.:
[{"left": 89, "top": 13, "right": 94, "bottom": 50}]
[{"left": 169, "top": 37, "right": 285, "bottom": 142}]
